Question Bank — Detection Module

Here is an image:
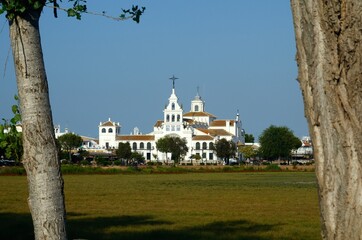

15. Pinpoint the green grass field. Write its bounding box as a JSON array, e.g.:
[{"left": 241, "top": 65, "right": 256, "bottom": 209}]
[{"left": 0, "top": 172, "right": 321, "bottom": 240}]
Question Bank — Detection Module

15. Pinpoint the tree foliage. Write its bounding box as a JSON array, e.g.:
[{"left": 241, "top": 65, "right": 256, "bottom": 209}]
[
  {"left": 258, "top": 125, "right": 301, "bottom": 160},
  {"left": 156, "top": 136, "right": 188, "bottom": 163},
  {"left": 214, "top": 138, "right": 237, "bottom": 164},
  {"left": 57, "top": 133, "right": 83, "bottom": 160},
  {"left": 0, "top": 96, "right": 22, "bottom": 161},
  {"left": 0, "top": 1, "right": 145, "bottom": 22},
  {"left": 116, "top": 142, "right": 132, "bottom": 160},
  {"left": 244, "top": 133, "right": 255, "bottom": 143},
  {"left": 239, "top": 145, "right": 258, "bottom": 160},
  {"left": 130, "top": 151, "right": 145, "bottom": 163}
]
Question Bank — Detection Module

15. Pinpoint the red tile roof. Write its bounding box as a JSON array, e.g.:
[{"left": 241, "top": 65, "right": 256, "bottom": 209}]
[
  {"left": 100, "top": 121, "right": 115, "bottom": 127},
  {"left": 196, "top": 128, "right": 232, "bottom": 137},
  {"left": 183, "top": 111, "right": 216, "bottom": 118},
  {"left": 154, "top": 120, "right": 164, "bottom": 127},
  {"left": 210, "top": 120, "right": 235, "bottom": 127}
]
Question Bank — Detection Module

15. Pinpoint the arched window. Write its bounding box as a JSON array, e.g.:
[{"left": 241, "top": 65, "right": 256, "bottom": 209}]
[
  {"left": 101, "top": 128, "right": 106, "bottom": 133},
  {"left": 140, "top": 142, "right": 144, "bottom": 149},
  {"left": 209, "top": 142, "right": 214, "bottom": 150},
  {"left": 202, "top": 142, "right": 207, "bottom": 149},
  {"left": 196, "top": 142, "right": 200, "bottom": 150},
  {"left": 108, "top": 128, "right": 113, "bottom": 133},
  {"left": 166, "top": 114, "right": 170, "bottom": 122},
  {"left": 177, "top": 114, "right": 180, "bottom": 122},
  {"left": 194, "top": 105, "right": 199, "bottom": 112},
  {"left": 132, "top": 142, "right": 137, "bottom": 150},
  {"left": 172, "top": 103, "right": 175, "bottom": 110},
  {"left": 147, "top": 142, "right": 151, "bottom": 150},
  {"left": 172, "top": 115, "right": 175, "bottom": 122}
]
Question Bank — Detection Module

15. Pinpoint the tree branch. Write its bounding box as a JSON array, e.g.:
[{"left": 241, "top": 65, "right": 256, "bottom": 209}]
[{"left": 45, "top": 5, "right": 134, "bottom": 21}]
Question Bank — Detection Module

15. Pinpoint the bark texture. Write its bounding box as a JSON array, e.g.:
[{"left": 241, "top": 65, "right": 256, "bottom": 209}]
[
  {"left": 291, "top": 0, "right": 362, "bottom": 239},
  {"left": 9, "top": 10, "right": 67, "bottom": 240}
]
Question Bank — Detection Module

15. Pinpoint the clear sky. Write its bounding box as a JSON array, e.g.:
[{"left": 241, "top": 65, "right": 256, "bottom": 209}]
[{"left": 0, "top": 0, "right": 308, "bottom": 140}]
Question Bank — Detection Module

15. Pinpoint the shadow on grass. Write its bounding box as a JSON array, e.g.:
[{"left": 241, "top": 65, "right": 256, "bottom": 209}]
[
  {"left": 0, "top": 212, "right": 278, "bottom": 240},
  {"left": 0, "top": 212, "right": 34, "bottom": 240}
]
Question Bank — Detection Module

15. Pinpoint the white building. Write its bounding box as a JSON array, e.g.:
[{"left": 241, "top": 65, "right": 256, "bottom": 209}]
[
  {"left": 98, "top": 79, "right": 245, "bottom": 162},
  {"left": 54, "top": 125, "right": 69, "bottom": 138},
  {"left": 292, "top": 136, "right": 313, "bottom": 158}
]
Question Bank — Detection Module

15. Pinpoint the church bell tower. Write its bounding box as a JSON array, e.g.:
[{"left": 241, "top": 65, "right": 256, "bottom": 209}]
[{"left": 163, "top": 75, "right": 184, "bottom": 132}]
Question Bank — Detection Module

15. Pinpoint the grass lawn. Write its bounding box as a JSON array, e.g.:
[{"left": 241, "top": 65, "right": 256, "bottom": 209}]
[{"left": 0, "top": 172, "right": 321, "bottom": 239}]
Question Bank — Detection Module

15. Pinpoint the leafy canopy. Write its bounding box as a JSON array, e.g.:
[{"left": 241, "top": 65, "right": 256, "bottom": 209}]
[
  {"left": 245, "top": 133, "right": 255, "bottom": 143},
  {"left": 0, "top": 96, "right": 22, "bottom": 161},
  {"left": 156, "top": 135, "right": 188, "bottom": 163},
  {"left": 238, "top": 145, "right": 258, "bottom": 160},
  {"left": 57, "top": 132, "right": 83, "bottom": 152},
  {"left": 116, "top": 142, "right": 132, "bottom": 160},
  {"left": 0, "top": 0, "right": 145, "bottom": 22},
  {"left": 259, "top": 125, "right": 301, "bottom": 160},
  {"left": 214, "top": 138, "right": 237, "bottom": 163}
]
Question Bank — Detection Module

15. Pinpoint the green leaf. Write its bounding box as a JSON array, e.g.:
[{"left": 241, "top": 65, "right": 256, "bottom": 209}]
[
  {"left": 18, "top": 6, "right": 26, "bottom": 13},
  {"left": 67, "top": 8, "right": 76, "bottom": 17},
  {"left": 33, "top": 1, "right": 43, "bottom": 10},
  {"left": 11, "top": 105, "right": 18, "bottom": 115}
]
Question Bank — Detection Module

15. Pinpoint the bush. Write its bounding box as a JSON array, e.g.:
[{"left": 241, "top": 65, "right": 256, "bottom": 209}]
[
  {"left": 96, "top": 157, "right": 110, "bottom": 167},
  {"left": 80, "top": 159, "right": 90, "bottom": 166},
  {"left": 222, "top": 166, "right": 235, "bottom": 172},
  {"left": 147, "top": 161, "right": 162, "bottom": 166},
  {"left": 127, "top": 166, "right": 141, "bottom": 172},
  {"left": 265, "top": 164, "right": 281, "bottom": 171},
  {"left": 0, "top": 166, "right": 26, "bottom": 175},
  {"left": 61, "top": 165, "right": 91, "bottom": 174},
  {"left": 114, "top": 160, "right": 122, "bottom": 166}
]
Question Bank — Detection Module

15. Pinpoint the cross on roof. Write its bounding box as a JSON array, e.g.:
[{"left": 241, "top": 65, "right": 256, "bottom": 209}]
[{"left": 169, "top": 75, "right": 178, "bottom": 89}]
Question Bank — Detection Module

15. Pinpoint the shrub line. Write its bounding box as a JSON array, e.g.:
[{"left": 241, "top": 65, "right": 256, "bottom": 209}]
[{"left": 0, "top": 164, "right": 315, "bottom": 176}]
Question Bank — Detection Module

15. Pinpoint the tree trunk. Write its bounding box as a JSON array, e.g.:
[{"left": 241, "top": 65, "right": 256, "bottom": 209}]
[
  {"left": 9, "top": 10, "right": 67, "bottom": 240},
  {"left": 291, "top": 1, "right": 362, "bottom": 239}
]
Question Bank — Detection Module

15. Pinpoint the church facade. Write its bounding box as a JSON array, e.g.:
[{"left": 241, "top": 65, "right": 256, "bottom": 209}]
[{"left": 98, "top": 79, "right": 244, "bottom": 162}]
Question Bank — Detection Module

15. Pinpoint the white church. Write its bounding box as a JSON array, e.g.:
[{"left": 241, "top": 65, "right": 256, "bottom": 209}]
[{"left": 97, "top": 76, "right": 245, "bottom": 163}]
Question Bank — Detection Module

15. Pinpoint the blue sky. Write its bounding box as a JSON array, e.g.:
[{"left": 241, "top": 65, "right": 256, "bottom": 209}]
[{"left": 0, "top": 1, "right": 308, "bottom": 140}]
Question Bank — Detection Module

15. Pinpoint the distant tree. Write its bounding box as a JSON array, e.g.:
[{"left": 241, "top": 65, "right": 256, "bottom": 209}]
[
  {"left": 259, "top": 125, "right": 301, "bottom": 161},
  {"left": 244, "top": 133, "right": 255, "bottom": 143},
  {"left": 116, "top": 142, "right": 132, "bottom": 160},
  {"left": 130, "top": 151, "right": 145, "bottom": 164},
  {"left": 214, "top": 138, "right": 237, "bottom": 164},
  {"left": 0, "top": 97, "right": 22, "bottom": 162},
  {"left": 190, "top": 154, "right": 201, "bottom": 160},
  {"left": 171, "top": 137, "right": 188, "bottom": 163},
  {"left": 238, "top": 145, "right": 258, "bottom": 160},
  {"left": 156, "top": 136, "right": 188, "bottom": 164},
  {"left": 57, "top": 133, "right": 83, "bottom": 161}
]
